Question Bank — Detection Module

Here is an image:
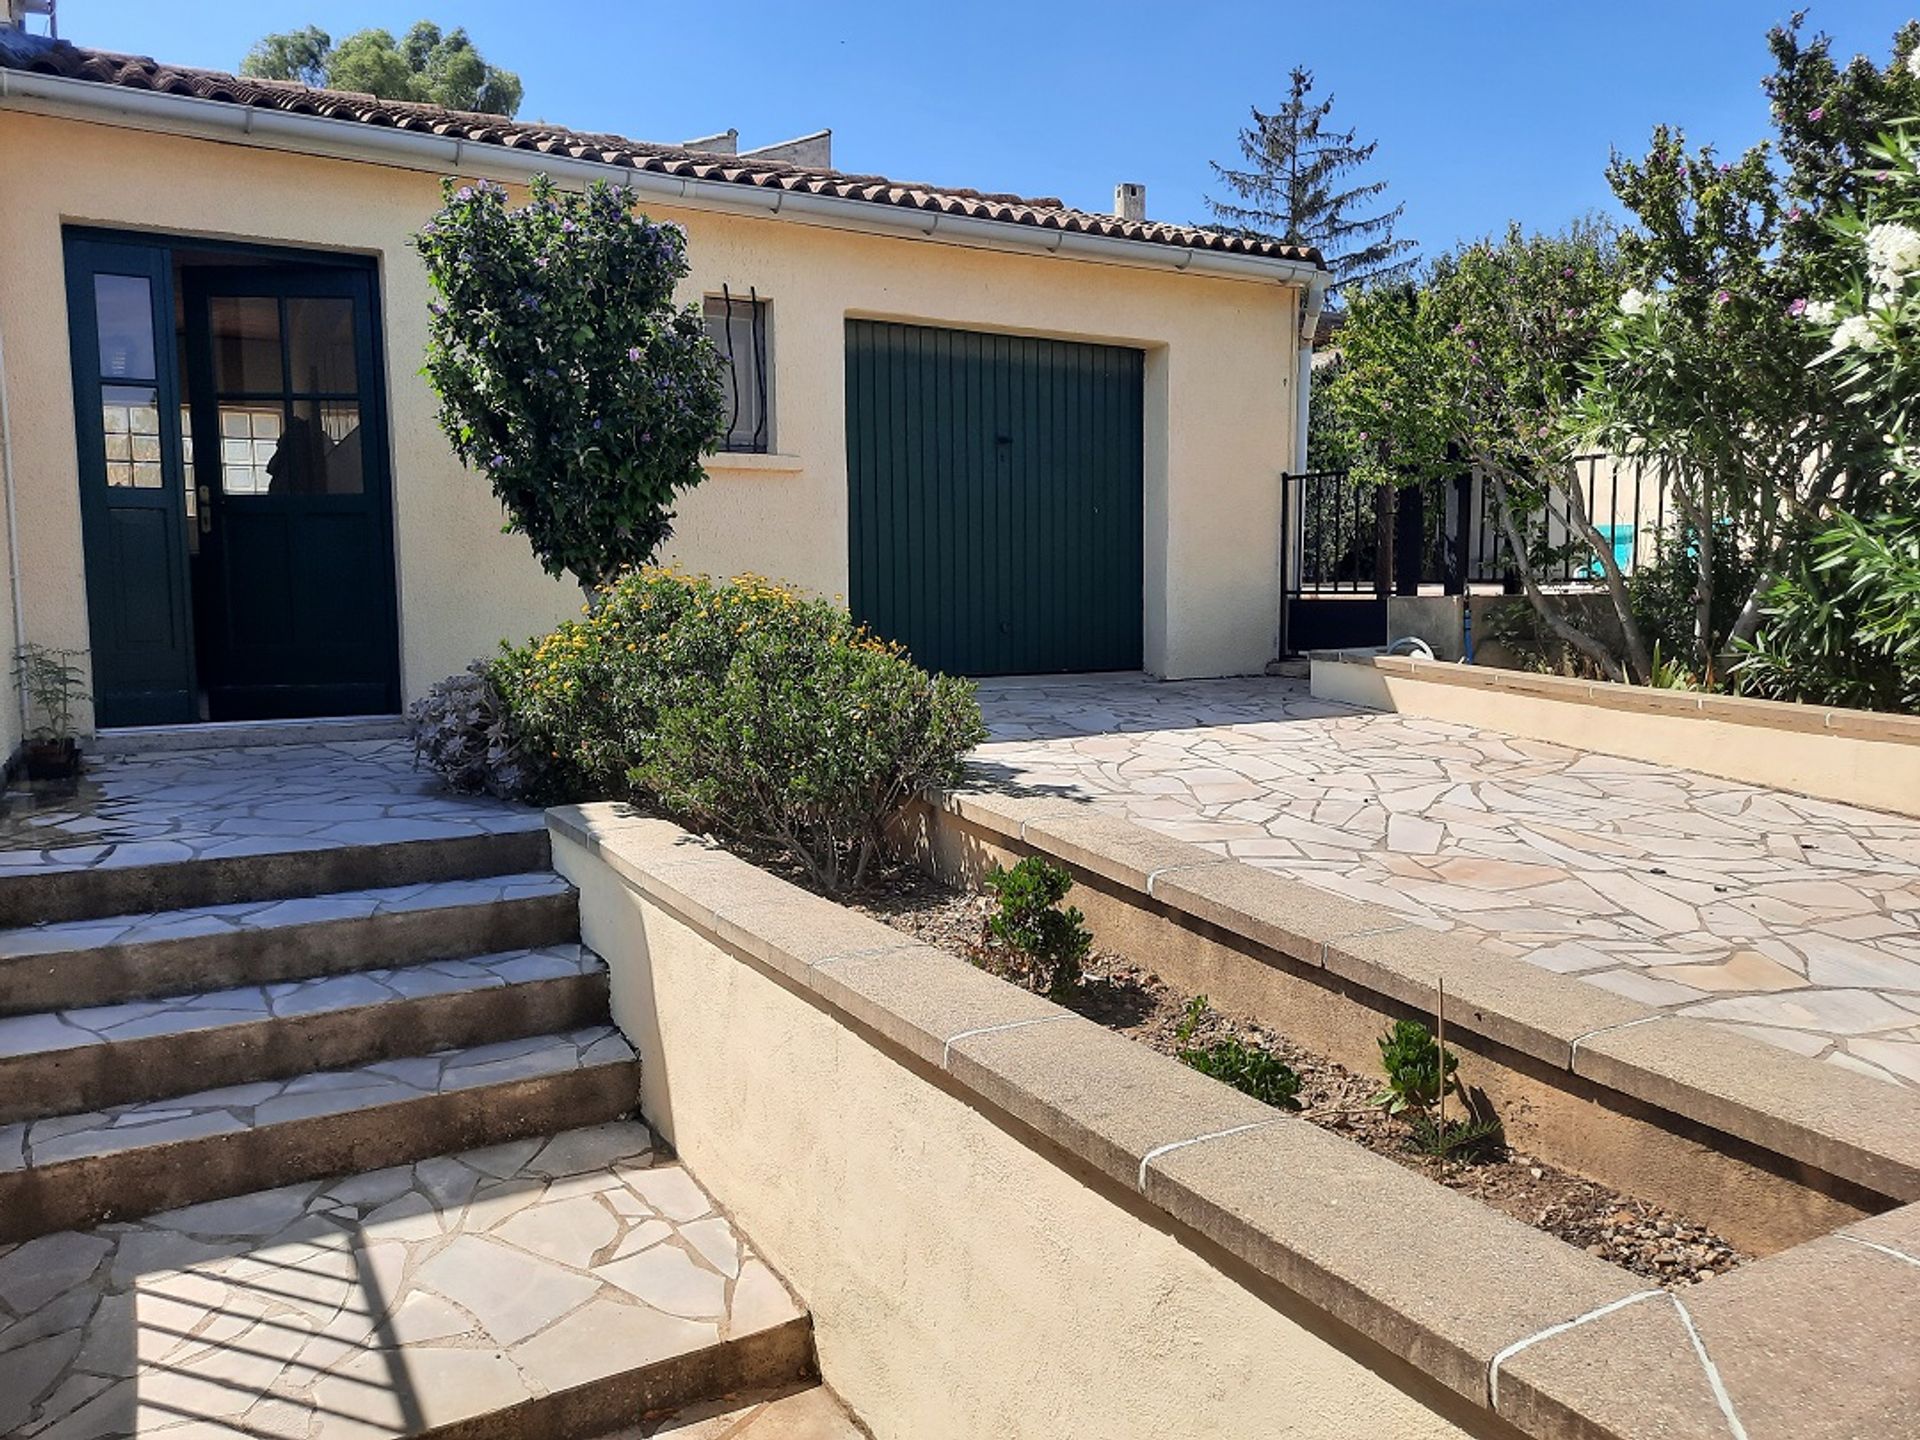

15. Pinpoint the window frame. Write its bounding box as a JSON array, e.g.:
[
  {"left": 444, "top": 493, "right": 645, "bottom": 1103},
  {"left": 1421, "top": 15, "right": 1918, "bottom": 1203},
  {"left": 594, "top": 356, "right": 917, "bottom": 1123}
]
[{"left": 703, "top": 289, "right": 772, "bottom": 455}]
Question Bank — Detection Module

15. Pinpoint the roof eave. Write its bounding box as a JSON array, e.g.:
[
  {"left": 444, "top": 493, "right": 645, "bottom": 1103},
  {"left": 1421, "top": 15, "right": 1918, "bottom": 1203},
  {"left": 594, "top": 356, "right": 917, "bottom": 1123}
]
[{"left": 0, "top": 67, "right": 1328, "bottom": 287}]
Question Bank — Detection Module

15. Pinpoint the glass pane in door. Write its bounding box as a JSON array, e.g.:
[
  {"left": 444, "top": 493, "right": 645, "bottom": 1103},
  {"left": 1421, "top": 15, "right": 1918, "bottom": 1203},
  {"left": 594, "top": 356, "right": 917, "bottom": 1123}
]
[
  {"left": 286, "top": 399, "right": 364, "bottom": 494},
  {"left": 209, "top": 296, "right": 282, "bottom": 392},
  {"left": 101, "top": 385, "right": 163, "bottom": 488},
  {"left": 286, "top": 298, "right": 358, "bottom": 393},
  {"left": 94, "top": 274, "right": 156, "bottom": 380},
  {"left": 217, "top": 404, "right": 283, "bottom": 494}
]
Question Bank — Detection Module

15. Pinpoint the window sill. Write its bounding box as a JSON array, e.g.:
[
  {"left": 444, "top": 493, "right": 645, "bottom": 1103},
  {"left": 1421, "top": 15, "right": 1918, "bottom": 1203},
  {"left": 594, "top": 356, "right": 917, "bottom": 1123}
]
[{"left": 703, "top": 451, "right": 804, "bottom": 475}]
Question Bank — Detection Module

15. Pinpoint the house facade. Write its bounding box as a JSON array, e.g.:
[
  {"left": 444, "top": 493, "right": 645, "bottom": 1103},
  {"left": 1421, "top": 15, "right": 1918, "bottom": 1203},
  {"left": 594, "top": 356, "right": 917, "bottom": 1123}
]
[{"left": 0, "top": 32, "right": 1327, "bottom": 744}]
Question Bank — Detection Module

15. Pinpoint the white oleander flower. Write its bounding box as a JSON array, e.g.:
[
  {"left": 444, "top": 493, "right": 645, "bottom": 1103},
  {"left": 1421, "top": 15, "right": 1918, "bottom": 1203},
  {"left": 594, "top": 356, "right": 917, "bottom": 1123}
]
[
  {"left": 1832, "top": 314, "right": 1880, "bottom": 351},
  {"left": 1906, "top": 47, "right": 1920, "bottom": 79},
  {"left": 1865, "top": 221, "right": 1920, "bottom": 290},
  {"left": 1804, "top": 298, "right": 1839, "bottom": 326},
  {"left": 1618, "top": 287, "right": 1653, "bottom": 317}
]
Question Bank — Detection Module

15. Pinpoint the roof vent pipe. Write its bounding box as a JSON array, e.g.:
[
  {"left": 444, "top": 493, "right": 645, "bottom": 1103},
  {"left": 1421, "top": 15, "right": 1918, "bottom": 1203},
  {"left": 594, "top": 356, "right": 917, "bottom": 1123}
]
[{"left": 1114, "top": 182, "right": 1146, "bottom": 223}]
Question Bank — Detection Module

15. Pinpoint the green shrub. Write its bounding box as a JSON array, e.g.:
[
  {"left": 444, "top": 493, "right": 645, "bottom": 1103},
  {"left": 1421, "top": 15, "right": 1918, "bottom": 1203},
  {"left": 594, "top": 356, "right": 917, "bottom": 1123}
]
[
  {"left": 489, "top": 569, "right": 986, "bottom": 896},
  {"left": 1406, "top": 1112, "right": 1503, "bottom": 1161},
  {"left": 1371, "top": 1019, "right": 1459, "bottom": 1116},
  {"left": 490, "top": 569, "right": 723, "bottom": 799},
  {"left": 983, "top": 857, "right": 1091, "bottom": 997},
  {"left": 1180, "top": 1036, "right": 1304, "bottom": 1110},
  {"left": 1170, "top": 995, "right": 1303, "bottom": 1110},
  {"left": 415, "top": 177, "right": 727, "bottom": 590}
]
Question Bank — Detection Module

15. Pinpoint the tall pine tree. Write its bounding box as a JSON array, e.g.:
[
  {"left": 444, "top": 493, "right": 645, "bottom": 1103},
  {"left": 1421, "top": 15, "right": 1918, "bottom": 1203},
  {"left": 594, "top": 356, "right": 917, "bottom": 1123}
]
[{"left": 1209, "top": 68, "right": 1415, "bottom": 297}]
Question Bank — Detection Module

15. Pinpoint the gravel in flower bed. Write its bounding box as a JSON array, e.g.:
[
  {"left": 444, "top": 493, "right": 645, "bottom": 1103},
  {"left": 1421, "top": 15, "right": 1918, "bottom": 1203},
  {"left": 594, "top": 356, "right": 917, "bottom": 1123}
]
[{"left": 849, "top": 864, "right": 1747, "bottom": 1289}]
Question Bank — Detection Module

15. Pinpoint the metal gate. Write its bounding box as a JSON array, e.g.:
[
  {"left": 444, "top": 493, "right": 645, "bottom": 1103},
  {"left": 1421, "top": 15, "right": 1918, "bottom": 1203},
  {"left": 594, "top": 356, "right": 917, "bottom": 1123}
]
[{"left": 846, "top": 320, "right": 1144, "bottom": 676}]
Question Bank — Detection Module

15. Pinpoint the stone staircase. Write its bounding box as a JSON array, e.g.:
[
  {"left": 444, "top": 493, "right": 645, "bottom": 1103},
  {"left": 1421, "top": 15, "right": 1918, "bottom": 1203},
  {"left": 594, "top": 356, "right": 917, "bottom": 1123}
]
[{"left": 0, "top": 751, "right": 834, "bottom": 1438}]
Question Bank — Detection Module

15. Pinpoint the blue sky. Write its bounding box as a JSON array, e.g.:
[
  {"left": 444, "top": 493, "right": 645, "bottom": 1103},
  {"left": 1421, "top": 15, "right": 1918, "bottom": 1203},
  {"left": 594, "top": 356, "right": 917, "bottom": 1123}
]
[{"left": 50, "top": 2, "right": 1920, "bottom": 258}]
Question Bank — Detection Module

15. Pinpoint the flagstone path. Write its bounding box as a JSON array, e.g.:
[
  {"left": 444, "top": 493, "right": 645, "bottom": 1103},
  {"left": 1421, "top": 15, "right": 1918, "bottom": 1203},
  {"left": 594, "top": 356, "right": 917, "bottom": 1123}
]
[
  {"left": 0, "top": 1122, "right": 806, "bottom": 1438},
  {"left": 973, "top": 674, "right": 1920, "bottom": 1089}
]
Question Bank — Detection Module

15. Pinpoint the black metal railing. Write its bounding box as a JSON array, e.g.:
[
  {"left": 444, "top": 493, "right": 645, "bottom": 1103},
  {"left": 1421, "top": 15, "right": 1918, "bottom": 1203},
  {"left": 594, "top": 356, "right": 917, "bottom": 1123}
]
[{"left": 1283, "top": 455, "right": 1673, "bottom": 601}]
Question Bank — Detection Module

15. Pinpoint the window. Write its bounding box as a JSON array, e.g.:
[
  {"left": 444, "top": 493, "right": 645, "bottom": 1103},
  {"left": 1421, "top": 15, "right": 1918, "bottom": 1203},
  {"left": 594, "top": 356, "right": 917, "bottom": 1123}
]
[{"left": 703, "top": 290, "right": 771, "bottom": 453}]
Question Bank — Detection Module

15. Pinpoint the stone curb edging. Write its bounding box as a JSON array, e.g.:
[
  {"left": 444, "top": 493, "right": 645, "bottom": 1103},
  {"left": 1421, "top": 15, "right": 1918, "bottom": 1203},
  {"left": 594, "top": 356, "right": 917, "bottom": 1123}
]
[
  {"left": 1311, "top": 650, "right": 1920, "bottom": 748},
  {"left": 549, "top": 803, "right": 1920, "bottom": 1440},
  {"left": 924, "top": 787, "right": 1920, "bottom": 1209}
]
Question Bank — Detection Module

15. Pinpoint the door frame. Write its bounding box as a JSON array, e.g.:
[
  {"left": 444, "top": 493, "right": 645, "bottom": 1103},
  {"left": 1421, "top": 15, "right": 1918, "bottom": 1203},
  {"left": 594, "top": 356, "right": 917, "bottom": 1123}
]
[
  {"left": 844, "top": 317, "right": 1147, "bottom": 677},
  {"left": 63, "top": 227, "right": 402, "bottom": 723}
]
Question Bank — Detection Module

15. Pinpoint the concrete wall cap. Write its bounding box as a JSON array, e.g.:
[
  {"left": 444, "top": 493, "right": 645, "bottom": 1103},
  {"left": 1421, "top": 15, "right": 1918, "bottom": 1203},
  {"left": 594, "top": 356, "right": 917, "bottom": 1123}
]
[
  {"left": 1315, "top": 653, "right": 1920, "bottom": 747},
  {"left": 1017, "top": 811, "right": 1230, "bottom": 891},
  {"left": 1141, "top": 1119, "right": 1655, "bottom": 1406},
  {"left": 1323, "top": 924, "right": 1657, "bottom": 1070},
  {"left": 1571, "top": 1015, "right": 1920, "bottom": 1200}
]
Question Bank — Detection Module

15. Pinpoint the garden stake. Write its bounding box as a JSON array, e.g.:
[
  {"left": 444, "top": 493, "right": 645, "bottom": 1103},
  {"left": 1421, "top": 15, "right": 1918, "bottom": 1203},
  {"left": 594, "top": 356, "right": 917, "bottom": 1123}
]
[{"left": 1435, "top": 979, "right": 1447, "bottom": 1134}]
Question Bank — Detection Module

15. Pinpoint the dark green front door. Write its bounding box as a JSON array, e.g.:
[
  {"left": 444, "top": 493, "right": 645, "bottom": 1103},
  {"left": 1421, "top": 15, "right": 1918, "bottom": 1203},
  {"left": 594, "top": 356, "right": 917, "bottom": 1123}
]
[
  {"left": 181, "top": 266, "right": 399, "bottom": 720},
  {"left": 66, "top": 236, "right": 401, "bottom": 725},
  {"left": 64, "top": 238, "right": 197, "bottom": 725},
  {"left": 845, "top": 320, "right": 1144, "bottom": 676}
]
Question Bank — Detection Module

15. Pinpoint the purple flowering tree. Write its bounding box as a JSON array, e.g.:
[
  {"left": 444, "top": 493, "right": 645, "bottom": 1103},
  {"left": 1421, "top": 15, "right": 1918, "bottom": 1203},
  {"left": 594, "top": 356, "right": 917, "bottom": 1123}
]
[{"left": 414, "top": 175, "right": 727, "bottom": 590}]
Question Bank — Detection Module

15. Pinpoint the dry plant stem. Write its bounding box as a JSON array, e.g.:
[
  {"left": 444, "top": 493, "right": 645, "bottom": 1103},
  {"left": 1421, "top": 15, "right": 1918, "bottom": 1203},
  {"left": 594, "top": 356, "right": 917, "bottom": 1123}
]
[{"left": 1435, "top": 978, "right": 1447, "bottom": 1133}]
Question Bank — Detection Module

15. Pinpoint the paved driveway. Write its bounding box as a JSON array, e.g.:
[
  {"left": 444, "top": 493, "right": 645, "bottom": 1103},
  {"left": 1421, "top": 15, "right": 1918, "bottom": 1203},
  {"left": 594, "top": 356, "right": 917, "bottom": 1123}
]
[{"left": 972, "top": 674, "right": 1920, "bottom": 1089}]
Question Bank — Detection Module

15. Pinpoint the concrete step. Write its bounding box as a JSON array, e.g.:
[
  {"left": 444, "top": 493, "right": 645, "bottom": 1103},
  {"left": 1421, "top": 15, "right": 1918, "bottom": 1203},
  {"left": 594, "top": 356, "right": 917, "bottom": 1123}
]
[
  {"left": 623, "top": 1383, "right": 864, "bottom": 1437},
  {"left": 0, "top": 1121, "right": 814, "bottom": 1438},
  {"left": 0, "top": 871, "right": 579, "bottom": 1016},
  {"left": 0, "top": 825, "right": 551, "bottom": 928},
  {"left": 91, "top": 714, "right": 409, "bottom": 757},
  {"left": 0, "top": 944, "right": 608, "bottom": 1125},
  {"left": 0, "top": 1026, "right": 638, "bottom": 1242}
]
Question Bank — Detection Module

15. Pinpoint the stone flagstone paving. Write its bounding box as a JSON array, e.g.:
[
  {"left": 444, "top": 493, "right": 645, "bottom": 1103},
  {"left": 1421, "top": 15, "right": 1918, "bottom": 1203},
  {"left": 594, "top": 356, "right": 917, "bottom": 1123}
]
[
  {"left": 0, "top": 1121, "right": 804, "bottom": 1437},
  {"left": 0, "top": 741, "right": 540, "bottom": 874},
  {"left": 973, "top": 674, "right": 1920, "bottom": 1088}
]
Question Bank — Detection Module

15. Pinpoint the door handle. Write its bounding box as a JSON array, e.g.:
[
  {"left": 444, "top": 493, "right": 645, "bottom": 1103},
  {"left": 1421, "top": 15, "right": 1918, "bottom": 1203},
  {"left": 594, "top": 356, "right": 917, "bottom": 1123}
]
[{"left": 197, "top": 485, "right": 212, "bottom": 535}]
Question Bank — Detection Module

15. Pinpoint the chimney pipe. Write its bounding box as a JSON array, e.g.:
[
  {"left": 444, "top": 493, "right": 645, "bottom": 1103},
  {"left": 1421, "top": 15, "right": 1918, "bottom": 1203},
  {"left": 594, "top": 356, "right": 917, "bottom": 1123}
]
[{"left": 1113, "top": 182, "right": 1146, "bottom": 223}]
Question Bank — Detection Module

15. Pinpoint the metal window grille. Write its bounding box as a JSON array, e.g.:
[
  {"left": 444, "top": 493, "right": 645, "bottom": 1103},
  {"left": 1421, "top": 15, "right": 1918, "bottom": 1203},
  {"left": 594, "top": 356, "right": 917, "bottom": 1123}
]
[{"left": 704, "top": 288, "right": 770, "bottom": 453}]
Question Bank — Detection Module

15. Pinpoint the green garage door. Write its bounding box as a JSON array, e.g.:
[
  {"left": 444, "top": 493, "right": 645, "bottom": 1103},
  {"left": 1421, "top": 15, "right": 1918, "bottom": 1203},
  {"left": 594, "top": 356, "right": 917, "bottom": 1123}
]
[{"left": 846, "top": 320, "right": 1144, "bottom": 676}]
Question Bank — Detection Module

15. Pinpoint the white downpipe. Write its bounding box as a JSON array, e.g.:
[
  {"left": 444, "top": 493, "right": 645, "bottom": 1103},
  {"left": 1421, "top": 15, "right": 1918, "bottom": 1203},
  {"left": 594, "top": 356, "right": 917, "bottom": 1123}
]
[
  {"left": 0, "top": 68, "right": 1330, "bottom": 290},
  {"left": 1280, "top": 276, "right": 1331, "bottom": 660},
  {"left": 0, "top": 309, "right": 25, "bottom": 742},
  {"left": 1294, "top": 277, "right": 1330, "bottom": 473}
]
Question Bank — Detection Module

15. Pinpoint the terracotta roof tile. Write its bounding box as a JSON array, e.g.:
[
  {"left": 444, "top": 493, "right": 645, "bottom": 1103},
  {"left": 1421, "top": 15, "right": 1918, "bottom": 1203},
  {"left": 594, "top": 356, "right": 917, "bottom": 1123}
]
[{"left": 0, "top": 36, "right": 1324, "bottom": 270}]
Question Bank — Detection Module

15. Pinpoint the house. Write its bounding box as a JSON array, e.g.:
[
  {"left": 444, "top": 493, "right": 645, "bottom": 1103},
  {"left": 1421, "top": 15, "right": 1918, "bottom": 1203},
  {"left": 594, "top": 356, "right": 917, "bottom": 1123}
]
[{"left": 0, "top": 26, "right": 1328, "bottom": 744}]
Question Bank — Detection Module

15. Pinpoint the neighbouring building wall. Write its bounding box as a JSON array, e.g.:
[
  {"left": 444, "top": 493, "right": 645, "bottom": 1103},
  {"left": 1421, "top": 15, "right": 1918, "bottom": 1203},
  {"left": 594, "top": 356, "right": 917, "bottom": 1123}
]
[{"left": 0, "top": 109, "right": 1300, "bottom": 733}]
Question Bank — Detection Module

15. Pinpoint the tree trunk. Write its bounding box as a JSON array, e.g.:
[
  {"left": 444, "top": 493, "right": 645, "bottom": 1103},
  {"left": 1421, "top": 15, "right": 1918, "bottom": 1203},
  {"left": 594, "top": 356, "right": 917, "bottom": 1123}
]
[
  {"left": 1554, "top": 462, "right": 1653, "bottom": 684},
  {"left": 1487, "top": 469, "right": 1631, "bottom": 684},
  {"left": 1669, "top": 485, "right": 1716, "bottom": 681}
]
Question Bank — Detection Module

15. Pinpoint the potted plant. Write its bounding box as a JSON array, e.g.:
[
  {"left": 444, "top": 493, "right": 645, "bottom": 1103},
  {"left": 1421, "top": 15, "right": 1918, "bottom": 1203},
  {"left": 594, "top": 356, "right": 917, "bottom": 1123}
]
[{"left": 12, "top": 643, "right": 88, "bottom": 783}]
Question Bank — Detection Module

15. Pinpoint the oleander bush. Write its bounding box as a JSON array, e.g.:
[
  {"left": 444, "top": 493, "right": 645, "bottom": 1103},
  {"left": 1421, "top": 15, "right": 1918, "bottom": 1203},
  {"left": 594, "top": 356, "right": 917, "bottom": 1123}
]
[
  {"left": 982, "top": 855, "right": 1091, "bottom": 997},
  {"left": 469, "top": 568, "right": 985, "bottom": 896}
]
